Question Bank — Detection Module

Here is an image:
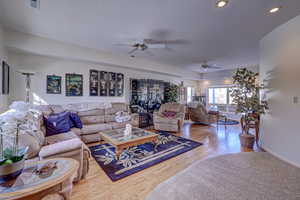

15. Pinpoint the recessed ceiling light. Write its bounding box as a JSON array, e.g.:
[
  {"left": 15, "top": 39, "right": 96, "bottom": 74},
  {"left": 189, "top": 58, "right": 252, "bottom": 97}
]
[
  {"left": 269, "top": 6, "right": 281, "bottom": 13},
  {"left": 216, "top": 0, "right": 229, "bottom": 8}
]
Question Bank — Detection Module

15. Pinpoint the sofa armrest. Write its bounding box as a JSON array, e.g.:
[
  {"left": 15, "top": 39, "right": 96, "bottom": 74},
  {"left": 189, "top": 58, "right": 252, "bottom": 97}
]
[{"left": 39, "top": 138, "right": 83, "bottom": 158}]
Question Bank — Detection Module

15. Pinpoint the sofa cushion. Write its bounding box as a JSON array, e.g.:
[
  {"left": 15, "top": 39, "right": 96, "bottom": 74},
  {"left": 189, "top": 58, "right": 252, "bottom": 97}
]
[
  {"left": 70, "top": 112, "right": 83, "bottom": 128},
  {"left": 45, "top": 131, "right": 79, "bottom": 145},
  {"left": 19, "top": 133, "right": 41, "bottom": 159},
  {"left": 105, "top": 103, "right": 127, "bottom": 115},
  {"left": 81, "top": 123, "right": 112, "bottom": 135},
  {"left": 39, "top": 138, "right": 83, "bottom": 158},
  {"left": 104, "top": 114, "right": 115, "bottom": 123},
  {"left": 34, "top": 105, "right": 53, "bottom": 116},
  {"left": 81, "top": 115, "right": 105, "bottom": 124},
  {"left": 78, "top": 109, "right": 105, "bottom": 117},
  {"left": 43, "top": 111, "right": 71, "bottom": 136},
  {"left": 154, "top": 116, "right": 178, "bottom": 125},
  {"left": 50, "top": 105, "right": 65, "bottom": 113},
  {"left": 109, "top": 122, "right": 128, "bottom": 129}
]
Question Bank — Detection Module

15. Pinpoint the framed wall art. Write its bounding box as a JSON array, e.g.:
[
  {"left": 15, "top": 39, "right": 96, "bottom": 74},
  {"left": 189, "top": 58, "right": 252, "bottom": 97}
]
[
  {"left": 108, "top": 72, "right": 116, "bottom": 96},
  {"left": 2, "top": 61, "right": 9, "bottom": 95},
  {"left": 89, "top": 70, "right": 99, "bottom": 96},
  {"left": 100, "top": 71, "right": 108, "bottom": 96},
  {"left": 116, "top": 73, "right": 124, "bottom": 96},
  {"left": 46, "top": 75, "right": 61, "bottom": 94},
  {"left": 65, "top": 73, "right": 83, "bottom": 96}
]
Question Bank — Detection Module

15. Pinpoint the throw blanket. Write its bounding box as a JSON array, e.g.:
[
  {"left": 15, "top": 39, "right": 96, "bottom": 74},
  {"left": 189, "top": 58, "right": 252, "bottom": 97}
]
[{"left": 115, "top": 111, "right": 131, "bottom": 123}]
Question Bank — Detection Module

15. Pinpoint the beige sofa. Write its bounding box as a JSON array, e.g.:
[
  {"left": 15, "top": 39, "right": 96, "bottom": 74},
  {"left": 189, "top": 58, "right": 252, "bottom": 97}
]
[
  {"left": 153, "top": 103, "right": 185, "bottom": 132},
  {"left": 25, "top": 102, "right": 139, "bottom": 182}
]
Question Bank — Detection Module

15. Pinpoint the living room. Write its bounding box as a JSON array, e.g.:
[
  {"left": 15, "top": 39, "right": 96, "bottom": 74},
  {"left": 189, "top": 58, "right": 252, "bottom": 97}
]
[{"left": 0, "top": 0, "right": 300, "bottom": 200}]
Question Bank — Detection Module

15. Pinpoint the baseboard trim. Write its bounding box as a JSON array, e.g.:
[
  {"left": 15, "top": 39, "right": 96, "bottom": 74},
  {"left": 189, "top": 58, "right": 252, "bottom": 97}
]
[{"left": 262, "top": 146, "right": 300, "bottom": 168}]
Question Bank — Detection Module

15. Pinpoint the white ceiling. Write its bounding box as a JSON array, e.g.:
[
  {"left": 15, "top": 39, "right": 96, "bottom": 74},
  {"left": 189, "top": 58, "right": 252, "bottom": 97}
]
[{"left": 1, "top": 0, "right": 300, "bottom": 73}]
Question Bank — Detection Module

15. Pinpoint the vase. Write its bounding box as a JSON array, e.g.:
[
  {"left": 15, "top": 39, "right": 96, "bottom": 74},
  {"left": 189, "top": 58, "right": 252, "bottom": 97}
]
[
  {"left": 0, "top": 158, "right": 25, "bottom": 183},
  {"left": 239, "top": 133, "right": 255, "bottom": 149}
]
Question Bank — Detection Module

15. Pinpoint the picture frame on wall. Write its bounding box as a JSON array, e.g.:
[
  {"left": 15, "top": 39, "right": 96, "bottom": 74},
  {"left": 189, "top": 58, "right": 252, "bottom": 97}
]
[
  {"left": 66, "top": 73, "right": 83, "bottom": 96},
  {"left": 2, "top": 61, "right": 9, "bottom": 95},
  {"left": 116, "top": 73, "right": 124, "bottom": 96},
  {"left": 108, "top": 72, "right": 116, "bottom": 96},
  {"left": 89, "top": 70, "right": 99, "bottom": 96},
  {"left": 46, "top": 75, "right": 61, "bottom": 94},
  {"left": 99, "top": 71, "right": 108, "bottom": 96}
]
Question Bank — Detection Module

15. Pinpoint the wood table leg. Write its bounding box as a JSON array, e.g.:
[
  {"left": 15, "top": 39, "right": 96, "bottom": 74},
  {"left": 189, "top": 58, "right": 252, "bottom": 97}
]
[{"left": 115, "top": 148, "right": 122, "bottom": 160}]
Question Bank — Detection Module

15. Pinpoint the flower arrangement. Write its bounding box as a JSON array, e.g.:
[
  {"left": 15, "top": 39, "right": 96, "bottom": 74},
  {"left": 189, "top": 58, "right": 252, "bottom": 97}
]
[{"left": 0, "top": 114, "right": 28, "bottom": 166}]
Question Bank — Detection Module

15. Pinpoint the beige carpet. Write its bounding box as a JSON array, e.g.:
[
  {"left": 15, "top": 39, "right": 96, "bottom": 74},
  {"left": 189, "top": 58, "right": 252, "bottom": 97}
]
[{"left": 146, "top": 152, "right": 300, "bottom": 200}]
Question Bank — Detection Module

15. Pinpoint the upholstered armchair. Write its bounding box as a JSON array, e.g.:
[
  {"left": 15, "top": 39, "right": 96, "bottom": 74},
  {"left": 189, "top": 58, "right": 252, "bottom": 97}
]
[
  {"left": 153, "top": 103, "right": 185, "bottom": 132},
  {"left": 188, "top": 103, "right": 219, "bottom": 125}
]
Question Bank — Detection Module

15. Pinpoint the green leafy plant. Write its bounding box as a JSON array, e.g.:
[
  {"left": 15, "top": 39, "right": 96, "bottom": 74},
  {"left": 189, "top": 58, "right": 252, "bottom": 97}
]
[
  {"left": 165, "top": 84, "right": 179, "bottom": 103},
  {"left": 0, "top": 121, "right": 28, "bottom": 166},
  {"left": 230, "top": 68, "right": 268, "bottom": 134}
]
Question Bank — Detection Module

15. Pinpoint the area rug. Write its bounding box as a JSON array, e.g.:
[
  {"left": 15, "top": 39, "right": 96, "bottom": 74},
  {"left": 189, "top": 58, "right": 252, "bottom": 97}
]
[
  {"left": 89, "top": 132, "right": 202, "bottom": 181},
  {"left": 218, "top": 119, "right": 239, "bottom": 125},
  {"left": 146, "top": 152, "right": 300, "bottom": 200}
]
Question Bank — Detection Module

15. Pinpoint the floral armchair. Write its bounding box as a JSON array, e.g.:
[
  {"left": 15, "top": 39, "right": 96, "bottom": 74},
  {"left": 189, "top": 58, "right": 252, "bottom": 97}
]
[{"left": 153, "top": 103, "right": 185, "bottom": 132}]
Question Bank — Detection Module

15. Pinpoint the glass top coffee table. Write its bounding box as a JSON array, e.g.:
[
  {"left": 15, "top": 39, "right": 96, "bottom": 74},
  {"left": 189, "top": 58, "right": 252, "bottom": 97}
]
[
  {"left": 99, "top": 127, "right": 158, "bottom": 159},
  {"left": 0, "top": 158, "right": 78, "bottom": 200}
]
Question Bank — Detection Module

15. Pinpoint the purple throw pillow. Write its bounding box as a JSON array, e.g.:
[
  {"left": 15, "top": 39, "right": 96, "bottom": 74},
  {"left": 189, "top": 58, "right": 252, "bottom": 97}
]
[
  {"left": 69, "top": 112, "right": 83, "bottom": 129},
  {"left": 163, "top": 111, "right": 177, "bottom": 118},
  {"left": 44, "top": 111, "right": 71, "bottom": 136}
]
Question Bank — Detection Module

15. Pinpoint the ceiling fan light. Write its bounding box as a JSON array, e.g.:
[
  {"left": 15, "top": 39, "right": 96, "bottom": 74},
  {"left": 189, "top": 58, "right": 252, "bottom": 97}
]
[
  {"left": 269, "top": 6, "right": 281, "bottom": 13},
  {"left": 216, "top": 0, "right": 228, "bottom": 8}
]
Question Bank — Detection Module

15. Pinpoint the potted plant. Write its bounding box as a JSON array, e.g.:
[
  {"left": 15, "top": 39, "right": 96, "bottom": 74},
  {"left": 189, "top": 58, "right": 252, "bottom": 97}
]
[
  {"left": 0, "top": 117, "right": 28, "bottom": 183},
  {"left": 165, "top": 84, "right": 179, "bottom": 103},
  {"left": 230, "top": 68, "right": 268, "bottom": 149}
]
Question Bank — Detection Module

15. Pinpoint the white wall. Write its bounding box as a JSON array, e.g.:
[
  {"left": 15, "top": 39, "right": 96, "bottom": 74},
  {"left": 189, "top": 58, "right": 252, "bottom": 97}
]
[
  {"left": 0, "top": 25, "right": 9, "bottom": 113},
  {"left": 9, "top": 51, "right": 192, "bottom": 105},
  {"left": 260, "top": 14, "right": 300, "bottom": 167}
]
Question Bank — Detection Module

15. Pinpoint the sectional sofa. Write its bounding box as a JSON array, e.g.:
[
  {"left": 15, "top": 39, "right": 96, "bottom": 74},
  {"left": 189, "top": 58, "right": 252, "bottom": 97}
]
[{"left": 23, "top": 102, "right": 139, "bottom": 181}]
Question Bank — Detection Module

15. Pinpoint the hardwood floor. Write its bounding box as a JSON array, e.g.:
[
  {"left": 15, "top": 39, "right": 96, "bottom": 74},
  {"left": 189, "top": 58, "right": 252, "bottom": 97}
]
[{"left": 71, "top": 122, "right": 256, "bottom": 200}]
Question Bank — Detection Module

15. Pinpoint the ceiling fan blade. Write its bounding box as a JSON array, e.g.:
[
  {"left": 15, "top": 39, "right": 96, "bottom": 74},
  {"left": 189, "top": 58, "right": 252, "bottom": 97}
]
[
  {"left": 144, "top": 39, "right": 188, "bottom": 45},
  {"left": 128, "top": 47, "right": 138, "bottom": 54},
  {"left": 207, "top": 66, "right": 222, "bottom": 69}
]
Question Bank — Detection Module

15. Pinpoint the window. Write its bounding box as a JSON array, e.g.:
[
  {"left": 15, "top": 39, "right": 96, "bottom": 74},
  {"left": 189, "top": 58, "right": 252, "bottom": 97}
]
[
  {"left": 208, "top": 87, "right": 236, "bottom": 105},
  {"left": 187, "top": 87, "right": 195, "bottom": 103}
]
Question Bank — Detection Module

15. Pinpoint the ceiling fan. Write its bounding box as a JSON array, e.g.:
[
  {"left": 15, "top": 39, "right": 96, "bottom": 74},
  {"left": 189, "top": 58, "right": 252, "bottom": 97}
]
[
  {"left": 201, "top": 61, "right": 222, "bottom": 70},
  {"left": 115, "top": 38, "right": 185, "bottom": 57}
]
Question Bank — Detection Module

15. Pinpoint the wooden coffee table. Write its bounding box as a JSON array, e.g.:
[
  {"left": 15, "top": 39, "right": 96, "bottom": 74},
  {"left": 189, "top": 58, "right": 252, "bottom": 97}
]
[
  {"left": 99, "top": 127, "right": 158, "bottom": 159},
  {"left": 0, "top": 158, "right": 78, "bottom": 200}
]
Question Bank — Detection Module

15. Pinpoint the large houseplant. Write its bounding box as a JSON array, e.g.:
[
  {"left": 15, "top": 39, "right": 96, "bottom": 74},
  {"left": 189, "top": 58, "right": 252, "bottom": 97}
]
[
  {"left": 165, "top": 84, "right": 179, "bottom": 103},
  {"left": 230, "top": 68, "right": 268, "bottom": 148},
  {"left": 0, "top": 111, "right": 28, "bottom": 183}
]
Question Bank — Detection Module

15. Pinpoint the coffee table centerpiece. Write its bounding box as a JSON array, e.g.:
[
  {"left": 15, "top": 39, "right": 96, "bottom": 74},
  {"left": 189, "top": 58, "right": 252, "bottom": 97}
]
[{"left": 99, "top": 127, "right": 158, "bottom": 159}]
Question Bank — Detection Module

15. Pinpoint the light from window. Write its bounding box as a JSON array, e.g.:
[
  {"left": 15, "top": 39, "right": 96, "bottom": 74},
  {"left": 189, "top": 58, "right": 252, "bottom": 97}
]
[{"left": 209, "top": 87, "right": 236, "bottom": 105}]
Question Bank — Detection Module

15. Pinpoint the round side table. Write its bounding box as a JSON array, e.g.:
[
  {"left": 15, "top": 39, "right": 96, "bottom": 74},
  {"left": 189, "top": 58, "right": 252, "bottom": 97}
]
[{"left": 0, "top": 158, "right": 78, "bottom": 200}]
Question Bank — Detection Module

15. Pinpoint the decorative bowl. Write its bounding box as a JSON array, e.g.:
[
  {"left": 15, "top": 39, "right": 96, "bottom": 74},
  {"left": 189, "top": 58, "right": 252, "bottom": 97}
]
[{"left": 0, "top": 158, "right": 25, "bottom": 183}]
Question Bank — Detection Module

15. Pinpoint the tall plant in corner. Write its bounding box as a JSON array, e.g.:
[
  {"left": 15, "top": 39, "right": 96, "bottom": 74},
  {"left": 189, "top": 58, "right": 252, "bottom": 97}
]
[
  {"left": 165, "top": 84, "right": 179, "bottom": 103},
  {"left": 230, "top": 68, "right": 268, "bottom": 148}
]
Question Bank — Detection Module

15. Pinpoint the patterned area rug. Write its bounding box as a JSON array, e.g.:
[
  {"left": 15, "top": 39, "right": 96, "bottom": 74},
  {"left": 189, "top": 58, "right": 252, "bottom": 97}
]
[{"left": 90, "top": 132, "right": 202, "bottom": 181}]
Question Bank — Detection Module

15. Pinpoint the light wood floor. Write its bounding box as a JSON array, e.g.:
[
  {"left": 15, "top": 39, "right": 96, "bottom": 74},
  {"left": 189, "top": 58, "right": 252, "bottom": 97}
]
[{"left": 71, "top": 122, "right": 256, "bottom": 200}]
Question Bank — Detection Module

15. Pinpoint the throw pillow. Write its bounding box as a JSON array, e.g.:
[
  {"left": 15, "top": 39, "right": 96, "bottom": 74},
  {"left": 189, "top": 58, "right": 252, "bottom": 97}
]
[
  {"left": 162, "top": 111, "right": 177, "bottom": 118},
  {"left": 43, "top": 111, "right": 71, "bottom": 136},
  {"left": 69, "top": 112, "right": 83, "bottom": 129}
]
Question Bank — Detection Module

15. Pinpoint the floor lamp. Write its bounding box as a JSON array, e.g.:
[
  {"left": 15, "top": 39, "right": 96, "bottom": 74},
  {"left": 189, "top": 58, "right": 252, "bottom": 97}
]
[{"left": 17, "top": 71, "right": 35, "bottom": 103}]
